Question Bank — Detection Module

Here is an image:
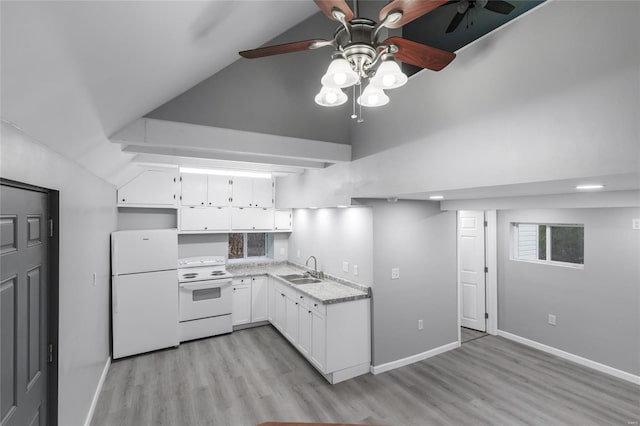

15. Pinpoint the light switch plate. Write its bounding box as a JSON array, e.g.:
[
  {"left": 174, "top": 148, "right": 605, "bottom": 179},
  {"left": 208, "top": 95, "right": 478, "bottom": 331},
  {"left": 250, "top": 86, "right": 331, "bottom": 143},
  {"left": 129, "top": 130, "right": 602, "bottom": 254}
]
[
  {"left": 353, "top": 264, "right": 358, "bottom": 276},
  {"left": 548, "top": 314, "right": 556, "bottom": 326},
  {"left": 342, "top": 261, "right": 349, "bottom": 273},
  {"left": 632, "top": 218, "right": 640, "bottom": 230},
  {"left": 391, "top": 268, "right": 400, "bottom": 279}
]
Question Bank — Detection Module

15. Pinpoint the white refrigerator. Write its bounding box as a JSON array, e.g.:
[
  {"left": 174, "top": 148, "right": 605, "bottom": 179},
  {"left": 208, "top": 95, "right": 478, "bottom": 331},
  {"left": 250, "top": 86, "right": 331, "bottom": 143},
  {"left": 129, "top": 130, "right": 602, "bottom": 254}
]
[{"left": 111, "top": 229, "right": 179, "bottom": 359}]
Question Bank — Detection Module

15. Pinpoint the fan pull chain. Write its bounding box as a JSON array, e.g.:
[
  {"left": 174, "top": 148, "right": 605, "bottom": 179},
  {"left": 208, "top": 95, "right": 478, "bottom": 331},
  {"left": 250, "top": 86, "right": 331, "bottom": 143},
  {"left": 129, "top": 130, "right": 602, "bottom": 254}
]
[
  {"left": 357, "top": 82, "right": 364, "bottom": 123},
  {"left": 351, "top": 85, "right": 357, "bottom": 119}
]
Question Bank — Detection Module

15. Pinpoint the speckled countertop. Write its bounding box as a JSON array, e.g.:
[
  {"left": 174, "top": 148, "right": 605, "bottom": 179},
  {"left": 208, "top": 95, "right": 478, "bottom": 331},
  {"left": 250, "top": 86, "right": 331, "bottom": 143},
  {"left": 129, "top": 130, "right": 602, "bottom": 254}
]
[{"left": 226, "top": 261, "right": 371, "bottom": 305}]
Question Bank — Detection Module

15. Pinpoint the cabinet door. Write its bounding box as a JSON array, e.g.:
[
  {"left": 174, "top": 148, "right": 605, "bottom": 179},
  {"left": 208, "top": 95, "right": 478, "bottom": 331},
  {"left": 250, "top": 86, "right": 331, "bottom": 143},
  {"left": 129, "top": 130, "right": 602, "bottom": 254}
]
[
  {"left": 274, "top": 290, "right": 286, "bottom": 332},
  {"left": 207, "top": 175, "right": 231, "bottom": 207},
  {"left": 181, "top": 173, "right": 208, "bottom": 206},
  {"left": 251, "top": 276, "right": 268, "bottom": 322},
  {"left": 231, "top": 177, "right": 253, "bottom": 207},
  {"left": 232, "top": 280, "right": 251, "bottom": 326},
  {"left": 252, "top": 208, "right": 274, "bottom": 230},
  {"left": 118, "top": 170, "right": 177, "bottom": 207},
  {"left": 298, "top": 306, "right": 311, "bottom": 357},
  {"left": 274, "top": 210, "right": 292, "bottom": 231},
  {"left": 180, "top": 207, "right": 208, "bottom": 231},
  {"left": 310, "top": 310, "right": 326, "bottom": 373},
  {"left": 205, "top": 207, "right": 230, "bottom": 231},
  {"left": 252, "top": 178, "right": 274, "bottom": 208},
  {"left": 284, "top": 296, "right": 299, "bottom": 343},
  {"left": 267, "top": 278, "right": 275, "bottom": 323},
  {"left": 230, "top": 208, "right": 254, "bottom": 230}
]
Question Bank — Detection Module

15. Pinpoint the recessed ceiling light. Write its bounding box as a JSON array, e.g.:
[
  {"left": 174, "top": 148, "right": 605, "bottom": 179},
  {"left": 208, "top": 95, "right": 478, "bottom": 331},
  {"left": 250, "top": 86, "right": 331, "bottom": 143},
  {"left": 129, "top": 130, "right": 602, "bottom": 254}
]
[
  {"left": 576, "top": 184, "right": 604, "bottom": 190},
  {"left": 429, "top": 195, "right": 444, "bottom": 200},
  {"left": 337, "top": 205, "right": 348, "bottom": 208},
  {"left": 309, "top": 206, "right": 319, "bottom": 210}
]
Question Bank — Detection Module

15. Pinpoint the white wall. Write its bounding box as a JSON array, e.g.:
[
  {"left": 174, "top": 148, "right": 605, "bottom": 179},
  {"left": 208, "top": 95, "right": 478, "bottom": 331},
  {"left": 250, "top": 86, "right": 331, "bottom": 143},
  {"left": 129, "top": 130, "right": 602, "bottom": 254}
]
[
  {"left": 1, "top": 122, "right": 116, "bottom": 425},
  {"left": 288, "top": 208, "right": 373, "bottom": 286},
  {"left": 498, "top": 207, "right": 640, "bottom": 376}
]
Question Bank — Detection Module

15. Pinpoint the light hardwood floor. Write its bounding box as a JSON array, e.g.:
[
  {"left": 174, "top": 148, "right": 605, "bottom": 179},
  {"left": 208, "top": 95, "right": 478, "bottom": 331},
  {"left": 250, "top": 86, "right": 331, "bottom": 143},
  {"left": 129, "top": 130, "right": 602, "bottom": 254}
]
[{"left": 92, "top": 325, "right": 640, "bottom": 426}]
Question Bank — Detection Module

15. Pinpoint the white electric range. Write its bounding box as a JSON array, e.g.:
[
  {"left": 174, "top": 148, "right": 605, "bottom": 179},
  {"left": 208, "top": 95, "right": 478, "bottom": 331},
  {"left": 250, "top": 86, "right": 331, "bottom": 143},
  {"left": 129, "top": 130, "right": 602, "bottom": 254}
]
[{"left": 177, "top": 256, "right": 233, "bottom": 342}]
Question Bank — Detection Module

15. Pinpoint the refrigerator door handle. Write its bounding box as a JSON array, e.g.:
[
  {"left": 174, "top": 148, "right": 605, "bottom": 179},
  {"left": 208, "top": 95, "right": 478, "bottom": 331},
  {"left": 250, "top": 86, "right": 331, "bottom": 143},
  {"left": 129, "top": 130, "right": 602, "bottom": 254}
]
[
  {"left": 113, "top": 276, "right": 119, "bottom": 313},
  {"left": 112, "top": 238, "right": 118, "bottom": 276}
]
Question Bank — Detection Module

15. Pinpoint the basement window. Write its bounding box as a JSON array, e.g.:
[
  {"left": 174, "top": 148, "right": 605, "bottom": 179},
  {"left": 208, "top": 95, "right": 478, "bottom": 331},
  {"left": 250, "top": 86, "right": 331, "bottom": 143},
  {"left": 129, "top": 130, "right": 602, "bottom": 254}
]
[
  {"left": 512, "top": 223, "right": 584, "bottom": 267},
  {"left": 228, "top": 233, "right": 269, "bottom": 260}
]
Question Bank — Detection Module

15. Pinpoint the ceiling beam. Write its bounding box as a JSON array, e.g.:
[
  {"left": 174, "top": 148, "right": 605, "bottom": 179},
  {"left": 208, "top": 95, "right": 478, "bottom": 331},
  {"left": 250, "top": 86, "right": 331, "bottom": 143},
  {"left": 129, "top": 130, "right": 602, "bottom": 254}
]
[
  {"left": 122, "top": 145, "right": 327, "bottom": 169},
  {"left": 111, "top": 118, "right": 351, "bottom": 164},
  {"left": 131, "top": 154, "right": 310, "bottom": 175}
]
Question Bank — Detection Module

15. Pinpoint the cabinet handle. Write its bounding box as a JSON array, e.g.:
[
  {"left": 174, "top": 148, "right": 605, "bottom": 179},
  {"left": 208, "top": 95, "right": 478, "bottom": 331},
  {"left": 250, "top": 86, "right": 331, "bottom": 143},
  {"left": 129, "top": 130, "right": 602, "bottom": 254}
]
[
  {"left": 201, "top": 202, "right": 204, "bottom": 205},
  {"left": 121, "top": 198, "right": 125, "bottom": 202},
  {"left": 204, "top": 227, "right": 208, "bottom": 230},
  {"left": 295, "top": 302, "right": 298, "bottom": 305},
  {"left": 233, "top": 288, "right": 236, "bottom": 291},
  {"left": 280, "top": 293, "right": 284, "bottom": 297},
  {"left": 314, "top": 303, "right": 318, "bottom": 307},
  {"left": 299, "top": 296, "right": 303, "bottom": 299},
  {"left": 208, "top": 202, "right": 211, "bottom": 205},
  {"left": 308, "top": 310, "right": 311, "bottom": 314}
]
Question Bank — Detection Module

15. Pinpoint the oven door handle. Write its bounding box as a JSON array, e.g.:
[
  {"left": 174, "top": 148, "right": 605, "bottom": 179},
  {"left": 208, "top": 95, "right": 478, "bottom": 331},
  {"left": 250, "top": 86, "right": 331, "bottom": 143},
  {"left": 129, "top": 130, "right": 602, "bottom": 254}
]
[{"left": 179, "top": 279, "right": 232, "bottom": 291}]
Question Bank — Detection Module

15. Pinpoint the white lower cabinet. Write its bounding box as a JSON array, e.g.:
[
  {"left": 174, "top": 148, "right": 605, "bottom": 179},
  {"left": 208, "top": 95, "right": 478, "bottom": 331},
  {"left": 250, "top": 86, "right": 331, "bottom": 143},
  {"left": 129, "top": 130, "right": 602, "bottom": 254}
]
[
  {"left": 232, "top": 278, "right": 251, "bottom": 326},
  {"left": 267, "top": 277, "right": 370, "bottom": 383},
  {"left": 232, "top": 275, "right": 268, "bottom": 327},
  {"left": 251, "top": 276, "right": 268, "bottom": 322}
]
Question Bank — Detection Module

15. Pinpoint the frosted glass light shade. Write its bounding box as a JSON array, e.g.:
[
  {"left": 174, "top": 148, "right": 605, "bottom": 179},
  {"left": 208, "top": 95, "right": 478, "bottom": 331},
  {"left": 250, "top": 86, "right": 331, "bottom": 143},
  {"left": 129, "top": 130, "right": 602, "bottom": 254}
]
[
  {"left": 370, "top": 60, "right": 408, "bottom": 89},
  {"left": 320, "top": 58, "right": 359, "bottom": 89},
  {"left": 357, "top": 84, "right": 389, "bottom": 107},
  {"left": 314, "top": 86, "right": 348, "bottom": 107}
]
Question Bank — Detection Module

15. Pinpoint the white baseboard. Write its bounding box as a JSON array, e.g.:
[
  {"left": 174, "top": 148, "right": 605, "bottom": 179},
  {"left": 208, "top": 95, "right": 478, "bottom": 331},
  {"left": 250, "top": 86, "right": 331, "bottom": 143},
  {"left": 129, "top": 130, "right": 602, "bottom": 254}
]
[
  {"left": 84, "top": 356, "right": 111, "bottom": 426},
  {"left": 370, "top": 341, "right": 460, "bottom": 375},
  {"left": 498, "top": 330, "right": 640, "bottom": 386}
]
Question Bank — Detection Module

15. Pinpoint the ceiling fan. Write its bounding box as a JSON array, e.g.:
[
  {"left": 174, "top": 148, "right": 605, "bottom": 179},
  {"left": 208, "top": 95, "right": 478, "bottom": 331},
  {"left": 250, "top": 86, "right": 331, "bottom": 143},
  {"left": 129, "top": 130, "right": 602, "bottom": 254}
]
[
  {"left": 444, "top": 0, "right": 515, "bottom": 33},
  {"left": 239, "top": 0, "right": 456, "bottom": 116}
]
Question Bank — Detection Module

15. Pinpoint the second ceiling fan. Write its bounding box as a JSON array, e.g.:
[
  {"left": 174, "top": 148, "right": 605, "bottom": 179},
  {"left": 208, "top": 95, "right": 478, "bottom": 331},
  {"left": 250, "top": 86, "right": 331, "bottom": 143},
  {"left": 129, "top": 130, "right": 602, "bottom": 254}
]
[{"left": 239, "top": 0, "right": 457, "bottom": 111}]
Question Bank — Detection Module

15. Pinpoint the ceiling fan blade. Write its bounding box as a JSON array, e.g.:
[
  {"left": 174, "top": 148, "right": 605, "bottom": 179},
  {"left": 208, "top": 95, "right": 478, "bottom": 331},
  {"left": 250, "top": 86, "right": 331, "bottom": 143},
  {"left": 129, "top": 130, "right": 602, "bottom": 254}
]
[
  {"left": 239, "top": 39, "right": 331, "bottom": 59},
  {"left": 379, "top": 0, "right": 450, "bottom": 29},
  {"left": 314, "top": 0, "right": 354, "bottom": 22},
  {"left": 385, "top": 37, "right": 456, "bottom": 71},
  {"left": 445, "top": 11, "right": 465, "bottom": 33},
  {"left": 484, "top": 0, "right": 515, "bottom": 14}
]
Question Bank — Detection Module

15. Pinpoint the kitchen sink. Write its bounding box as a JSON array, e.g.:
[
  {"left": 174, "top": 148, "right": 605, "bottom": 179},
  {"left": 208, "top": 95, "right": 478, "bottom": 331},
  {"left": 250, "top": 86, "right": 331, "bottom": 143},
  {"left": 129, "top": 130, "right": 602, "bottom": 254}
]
[
  {"left": 279, "top": 274, "right": 308, "bottom": 281},
  {"left": 278, "top": 274, "right": 321, "bottom": 285},
  {"left": 289, "top": 277, "right": 321, "bottom": 284}
]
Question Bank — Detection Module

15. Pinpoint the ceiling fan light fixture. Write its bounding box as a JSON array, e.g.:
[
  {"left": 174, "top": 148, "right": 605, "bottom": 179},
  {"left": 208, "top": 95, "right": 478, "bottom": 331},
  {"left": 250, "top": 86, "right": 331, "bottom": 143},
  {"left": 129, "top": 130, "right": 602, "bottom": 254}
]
[
  {"left": 321, "top": 57, "right": 359, "bottom": 88},
  {"left": 370, "top": 58, "right": 408, "bottom": 89},
  {"left": 357, "top": 83, "right": 389, "bottom": 107},
  {"left": 315, "top": 86, "right": 348, "bottom": 107}
]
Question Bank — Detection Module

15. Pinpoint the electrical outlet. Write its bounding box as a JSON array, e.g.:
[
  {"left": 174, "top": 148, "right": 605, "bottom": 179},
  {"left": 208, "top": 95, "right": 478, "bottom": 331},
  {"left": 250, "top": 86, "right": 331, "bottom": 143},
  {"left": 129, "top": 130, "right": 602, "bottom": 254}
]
[
  {"left": 391, "top": 268, "right": 400, "bottom": 279},
  {"left": 633, "top": 218, "right": 640, "bottom": 230},
  {"left": 548, "top": 314, "right": 556, "bottom": 326},
  {"left": 353, "top": 264, "right": 358, "bottom": 276},
  {"left": 418, "top": 319, "right": 423, "bottom": 330},
  {"left": 297, "top": 250, "right": 301, "bottom": 258},
  {"left": 342, "top": 261, "right": 349, "bottom": 273},
  {"left": 93, "top": 272, "right": 97, "bottom": 287}
]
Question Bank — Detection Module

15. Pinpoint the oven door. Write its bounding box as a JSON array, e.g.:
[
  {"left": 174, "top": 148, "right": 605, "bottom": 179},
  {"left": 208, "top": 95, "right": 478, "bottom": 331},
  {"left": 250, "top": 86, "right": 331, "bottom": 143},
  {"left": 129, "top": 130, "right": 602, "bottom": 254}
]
[{"left": 179, "top": 278, "right": 232, "bottom": 322}]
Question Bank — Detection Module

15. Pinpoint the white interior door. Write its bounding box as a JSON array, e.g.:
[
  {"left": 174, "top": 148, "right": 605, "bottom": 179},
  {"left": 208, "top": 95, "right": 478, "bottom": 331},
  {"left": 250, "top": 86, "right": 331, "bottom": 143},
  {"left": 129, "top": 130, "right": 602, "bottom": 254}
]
[{"left": 458, "top": 210, "right": 486, "bottom": 332}]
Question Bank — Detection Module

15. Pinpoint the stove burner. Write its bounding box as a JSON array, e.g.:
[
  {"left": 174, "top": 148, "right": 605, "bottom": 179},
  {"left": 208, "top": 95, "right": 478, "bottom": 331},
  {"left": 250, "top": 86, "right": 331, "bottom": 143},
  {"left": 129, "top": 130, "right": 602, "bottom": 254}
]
[
  {"left": 182, "top": 273, "right": 198, "bottom": 279},
  {"left": 210, "top": 271, "right": 225, "bottom": 276}
]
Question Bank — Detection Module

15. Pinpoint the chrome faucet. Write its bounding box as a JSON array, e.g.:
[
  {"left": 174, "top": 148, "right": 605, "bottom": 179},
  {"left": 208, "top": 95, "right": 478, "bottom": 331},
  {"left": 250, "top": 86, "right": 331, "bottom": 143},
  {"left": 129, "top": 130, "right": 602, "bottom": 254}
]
[{"left": 305, "top": 255, "right": 318, "bottom": 278}]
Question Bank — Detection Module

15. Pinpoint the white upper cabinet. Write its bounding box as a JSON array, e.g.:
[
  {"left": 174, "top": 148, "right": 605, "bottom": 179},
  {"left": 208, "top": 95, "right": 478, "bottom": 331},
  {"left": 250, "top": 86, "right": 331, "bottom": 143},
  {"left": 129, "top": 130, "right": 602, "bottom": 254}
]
[
  {"left": 207, "top": 175, "right": 232, "bottom": 207},
  {"left": 252, "top": 178, "right": 274, "bottom": 208},
  {"left": 180, "top": 207, "right": 230, "bottom": 232},
  {"left": 231, "top": 177, "right": 273, "bottom": 208},
  {"left": 181, "top": 173, "right": 231, "bottom": 207},
  {"left": 274, "top": 210, "right": 292, "bottom": 231},
  {"left": 180, "top": 173, "right": 208, "bottom": 206},
  {"left": 230, "top": 208, "right": 274, "bottom": 231},
  {"left": 117, "top": 169, "right": 178, "bottom": 208}
]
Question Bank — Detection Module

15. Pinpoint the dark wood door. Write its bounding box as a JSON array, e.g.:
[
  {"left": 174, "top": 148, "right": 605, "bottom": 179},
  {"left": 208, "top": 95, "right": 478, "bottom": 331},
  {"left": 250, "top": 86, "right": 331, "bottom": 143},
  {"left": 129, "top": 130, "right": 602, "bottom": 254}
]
[{"left": 1, "top": 184, "right": 49, "bottom": 426}]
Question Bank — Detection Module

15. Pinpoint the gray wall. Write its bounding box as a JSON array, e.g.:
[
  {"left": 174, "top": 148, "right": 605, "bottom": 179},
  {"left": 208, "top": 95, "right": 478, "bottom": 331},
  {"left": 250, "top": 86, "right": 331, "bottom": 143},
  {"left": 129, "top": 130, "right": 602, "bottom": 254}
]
[
  {"left": 117, "top": 207, "right": 176, "bottom": 230},
  {"left": 178, "top": 233, "right": 228, "bottom": 258},
  {"left": 365, "top": 199, "right": 458, "bottom": 366},
  {"left": 147, "top": 11, "right": 352, "bottom": 144},
  {"left": 1, "top": 122, "right": 116, "bottom": 425},
  {"left": 288, "top": 207, "right": 373, "bottom": 286},
  {"left": 498, "top": 208, "right": 640, "bottom": 375}
]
